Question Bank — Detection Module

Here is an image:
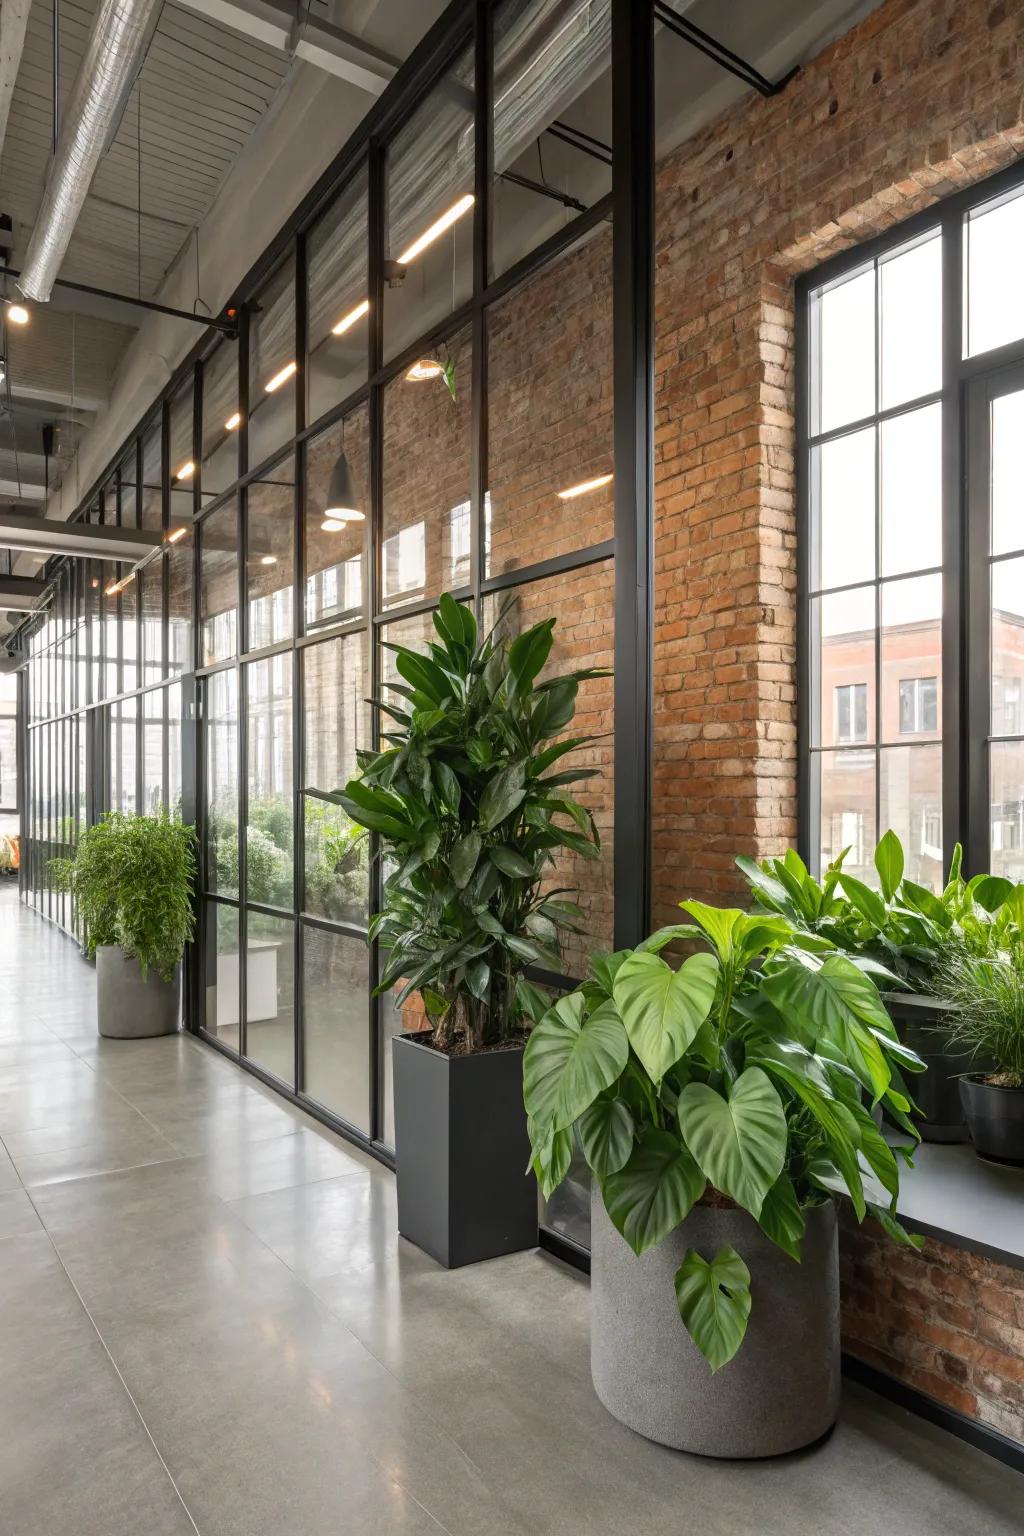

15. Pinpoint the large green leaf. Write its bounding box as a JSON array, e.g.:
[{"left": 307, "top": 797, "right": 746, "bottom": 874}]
[
  {"left": 838, "top": 873, "right": 888, "bottom": 930},
  {"left": 874, "top": 830, "right": 905, "bottom": 903},
  {"left": 449, "top": 830, "right": 481, "bottom": 889},
  {"left": 678, "top": 1068, "right": 787, "bottom": 1217},
  {"left": 522, "top": 997, "right": 628, "bottom": 1132},
  {"left": 758, "top": 1173, "right": 805, "bottom": 1261},
  {"left": 578, "top": 1097, "right": 634, "bottom": 1177},
  {"left": 479, "top": 763, "right": 526, "bottom": 832},
  {"left": 602, "top": 1127, "right": 705, "bottom": 1255},
  {"left": 528, "top": 1121, "right": 572, "bottom": 1199},
  {"left": 508, "top": 619, "right": 555, "bottom": 694},
  {"left": 674, "top": 1246, "right": 752, "bottom": 1372},
  {"left": 611, "top": 951, "right": 719, "bottom": 1083},
  {"left": 489, "top": 845, "right": 534, "bottom": 877},
  {"left": 762, "top": 955, "right": 895, "bottom": 1101}
]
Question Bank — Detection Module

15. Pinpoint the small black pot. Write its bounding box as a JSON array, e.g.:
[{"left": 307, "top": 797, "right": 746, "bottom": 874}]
[
  {"left": 391, "top": 1031, "right": 538, "bottom": 1268},
  {"left": 959, "top": 1075, "right": 1024, "bottom": 1165},
  {"left": 883, "top": 993, "right": 975, "bottom": 1143}
]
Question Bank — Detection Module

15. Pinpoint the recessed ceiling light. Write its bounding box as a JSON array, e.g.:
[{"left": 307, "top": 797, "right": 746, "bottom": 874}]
[
  {"left": 225, "top": 412, "right": 241, "bottom": 431},
  {"left": 405, "top": 358, "right": 445, "bottom": 382},
  {"left": 260, "top": 554, "right": 277, "bottom": 566},
  {"left": 557, "top": 473, "right": 614, "bottom": 500},
  {"left": 332, "top": 299, "right": 370, "bottom": 336},
  {"left": 166, "top": 527, "right": 188, "bottom": 544},
  {"left": 320, "top": 517, "right": 349, "bottom": 533},
  {"left": 265, "top": 361, "right": 297, "bottom": 393},
  {"left": 396, "top": 194, "right": 474, "bottom": 265},
  {"left": 5, "top": 302, "right": 29, "bottom": 326},
  {"left": 174, "top": 461, "right": 195, "bottom": 482}
]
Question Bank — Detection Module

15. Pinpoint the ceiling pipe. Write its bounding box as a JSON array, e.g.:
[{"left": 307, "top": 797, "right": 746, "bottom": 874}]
[{"left": 17, "top": 0, "right": 162, "bottom": 303}]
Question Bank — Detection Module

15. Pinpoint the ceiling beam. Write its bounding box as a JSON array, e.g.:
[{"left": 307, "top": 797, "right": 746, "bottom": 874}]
[
  {"left": 0, "top": 575, "right": 49, "bottom": 613},
  {"left": 0, "top": 480, "right": 45, "bottom": 502},
  {"left": 0, "top": 0, "right": 31, "bottom": 161},
  {"left": 0, "top": 511, "right": 164, "bottom": 562},
  {"left": 171, "top": 0, "right": 398, "bottom": 93}
]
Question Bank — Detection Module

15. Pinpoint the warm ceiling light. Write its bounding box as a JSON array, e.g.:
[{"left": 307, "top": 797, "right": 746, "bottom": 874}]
[
  {"left": 5, "top": 302, "right": 29, "bottom": 326},
  {"left": 331, "top": 299, "right": 369, "bottom": 336},
  {"left": 0, "top": 360, "right": 5, "bottom": 387},
  {"left": 396, "top": 194, "right": 474, "bottom": 265},
  {"left": 174, "top": 461, "right": 195, "bottom": 482},
  {"left": 104, "top": 579, "right": 121, "bottom": 597},
  {"left": 320, "top": 517, "right": 348, "bottom": 533},
  {"left": 265, "top": 361, "right": 297, "bottom": 393},
  {"left": 225, "top": 411, "right": 241, "bottom": 431},
  {"left": 90, "top": 577, "right": 99, "bottom": 589},
  {"left": 260, "top": 554, "right": 277, "bottom": 566},
  {"left": 166, "top": 526, "right": 188, "bottom": 544},
  {"left": 558, "top": 473, "right": 614, "bottom": 500},
  {"left": 406, "top": 358, "right": 444, "bottom": 382},
  {"left": 323, "top": 452, "right": 365, "bottom": 524}
]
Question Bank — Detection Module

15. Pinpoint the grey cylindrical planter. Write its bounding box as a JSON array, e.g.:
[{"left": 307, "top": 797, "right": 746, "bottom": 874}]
[
  {"left": 590, "top": 1190, "right": 839, "bottom": 1458},
  {"left": 96, "top": 945, "right": 180, "bottom": 1039}
]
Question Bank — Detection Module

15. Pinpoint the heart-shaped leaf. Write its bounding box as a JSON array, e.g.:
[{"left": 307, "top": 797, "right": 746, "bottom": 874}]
[
  {"left": 678, "top": 1068, "right": 787, "bottom": 1217},
  {"left": 578, "top": 1097, "right": 634, "bottom": 1177},
  {"left": 674, "top": 1246, "right": 752, "bottom": 1372},
  {"left": 758, "top": 1172, "right": 805, "bottom": 1261},
  {"left": 522, "top": 998, "right": 628, "bottom": 1132},
  {"left": 602, "top": 1127, "right": 705, "bottom": 1255},
  {"left": 612, "top": 951, "right": 719, "bottom": 1083}
]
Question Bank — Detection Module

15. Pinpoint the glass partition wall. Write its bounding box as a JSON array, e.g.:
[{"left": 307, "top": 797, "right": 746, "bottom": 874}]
[{"left": 18, "top": 1, "right": 653, "bottom": 1225}]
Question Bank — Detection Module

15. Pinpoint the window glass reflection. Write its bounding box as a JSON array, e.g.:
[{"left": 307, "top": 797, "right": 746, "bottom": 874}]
[
  {"left": 206, "top": 667, "right": 238, "bottom": 897},
  {"left": 302, "top": 632, "right": 369, "bottom": 924},
  {"left": 307, "top": 169, "right": 368, "bottom": 424},
  {"left": 201, "top": 342, "right": 240, "bottom": 500},
  {"left": 249, "top": 259, "right": 296, "bottom": 467},
  {"left": 169, "top": 379, "right": 195, "bottom": 530},
  {"left": 246, "top": 654, "right": 293, "bottom": 909},
  {"left": 245, "top": 911, "right": 295, "bottom": 1084},
  {"left": 305, "top": 411, "right": 367, "bottom": 630},
  {"left": 141, "top": 423, "right": 162, "bottom": 530},
  {"left": 204, "top": 900, "right": 240, "bottom": 1054},
  {"left": 302, "top": 926, "right": 370, "bottom": 1132},
  {"left": 247, "top": 458, "right": 295, "bottom": 651},
  {"left": 200, "top": 503, "right": 238, "bottom": 666}
]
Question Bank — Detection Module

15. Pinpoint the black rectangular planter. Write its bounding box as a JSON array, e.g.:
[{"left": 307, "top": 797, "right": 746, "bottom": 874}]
[
  {"left": 884, "top": 992, "right": 973, "bottom": 1144},
  {"left": 391, "top": 1032, "right": 538, "bottom": 1268}
]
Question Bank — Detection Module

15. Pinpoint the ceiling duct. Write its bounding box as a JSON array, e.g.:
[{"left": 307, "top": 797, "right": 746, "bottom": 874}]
[{"left": 17, "top": 0, "right": 163, "bottom": 304}]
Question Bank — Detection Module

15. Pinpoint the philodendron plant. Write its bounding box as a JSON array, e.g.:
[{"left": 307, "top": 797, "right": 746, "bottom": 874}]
[
  {"left": 318, "top": 593, "right": 605, "bottom": 1053},
  {"left": 523, "top": 899, "right": 925, "bottom": 1370}
]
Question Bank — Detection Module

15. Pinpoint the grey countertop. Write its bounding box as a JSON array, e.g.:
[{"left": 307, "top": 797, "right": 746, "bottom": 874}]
[{"left": 895, "top": 1139, "right": 1024, "bottom": 1268}]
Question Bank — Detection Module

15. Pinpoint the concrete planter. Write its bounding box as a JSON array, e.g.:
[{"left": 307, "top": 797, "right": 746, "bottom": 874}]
[
  {"left": 590, "top": 1190, "right": 840, "bottom": 1458},
  {"left": 96, "top": 945, "right": 180, "bottom": 1039}
]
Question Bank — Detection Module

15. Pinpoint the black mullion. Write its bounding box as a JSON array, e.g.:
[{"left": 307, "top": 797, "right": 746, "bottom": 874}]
[
  {"left": 808, "top": 388, "right": 944, "bottom": 450},
  {"left": 610, "top": 0, "right": 654, "bottom": 948},
  {"left": 294, "top": 230, "right": 308, "bottom": 1096},
  {"left": 238, "top": 657, "right": 248, "bottom": 1059},
  {"left": 470, "top": 0, "right": 491, "bottom": 616},
  {"left": 367, "top": 135, "right": 385, "bottom": 1146},
  {"left": 796, "top": 265, "right": 813, "bottom": 868},
  {"left": 872, "top": 253, "right": 882, "bottom": 854},
  {"left": 964, "top": 373, "right": 993, "bottom": 877},
  {"left": 809, "top": 565, "right": 943, "bottom": 601},
  {"left": 941, "top": 205, "right": 963, "bottom": 877}
]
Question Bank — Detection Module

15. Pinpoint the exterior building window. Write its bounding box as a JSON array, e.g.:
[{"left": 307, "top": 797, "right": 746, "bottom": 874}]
[
  {"left": 898, "top": 677, "right": 938, "bottom": 734},
  {"left": 835, "top": 683, "right": 868, "bottom": 743}
]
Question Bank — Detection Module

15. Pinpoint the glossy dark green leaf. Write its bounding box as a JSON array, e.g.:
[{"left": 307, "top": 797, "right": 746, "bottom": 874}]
[
  {"left": 678, "top": 1068, "right": 787, "bottom": 1218},
  {"left": 479, "top": 762, "right": 526, "bottom": 832},
  {"left": 612, "top": 951, "right": 719, "bottom": 1083},
  {"left": 874, "top": 830, "right": 905, "bottom": 903},
  {"left": 602, "top": 1127, "right": 705, "bottom": 1255},
  {"left": 674, "top": 1246, "right": 751, "bottom": 1372},
  {"left": 758, "top": 1172, "right": 805, "bottom": 1261},
  {"left": 489, "top": 845, "right": 534, "bottom": 877},
  {"left": 508, "top": 619, "right": 555, "bottom": 694},
  {"left": 578, "top": 1097, "right": 634, "bottom": 1177},
  {"left": 522, "top": 995, "right": 627, "bottom": 1131},
  {"left": 449, "top": 831, "right": 481, "bottom": 889}
]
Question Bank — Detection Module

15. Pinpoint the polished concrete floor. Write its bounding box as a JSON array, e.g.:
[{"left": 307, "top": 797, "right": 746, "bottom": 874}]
[{"left": 0, "top": 885, "right": 1021, "bottom": 1535}]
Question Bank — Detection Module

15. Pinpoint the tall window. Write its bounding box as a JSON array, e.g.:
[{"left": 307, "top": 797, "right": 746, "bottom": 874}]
[{"left": 803, "top": 170, "right": 1024, "bottom": 889}]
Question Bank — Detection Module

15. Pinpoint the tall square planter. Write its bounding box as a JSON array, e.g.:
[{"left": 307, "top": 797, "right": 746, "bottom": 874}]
[{"left": 392, "top": 1032, "right": 538, "bottom": 1268}]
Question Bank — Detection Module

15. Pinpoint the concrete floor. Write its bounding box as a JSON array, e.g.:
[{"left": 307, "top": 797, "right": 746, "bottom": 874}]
[{"left": 0, "top": 886, "right": 1021, "bottom": 1536}]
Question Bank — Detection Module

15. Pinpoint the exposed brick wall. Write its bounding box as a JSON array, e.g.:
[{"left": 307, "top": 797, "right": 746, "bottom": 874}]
[
  {"left": 651, "top": 0, "right": 1024, "bottom": 924},
  {"left": 840, "top": 1218, "right": 1024, "bottom": 1443}
]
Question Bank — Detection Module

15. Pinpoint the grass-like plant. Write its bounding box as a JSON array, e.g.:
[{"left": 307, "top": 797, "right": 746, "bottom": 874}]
[
  {"left": 935, "top": 944, "right": 1024, "bottom": 1086},
  {"left": 315, "top": 593, "right": 605, "bottom": 1054},
  {"left": 51, "top": 811, "right": 197, "bottom": 981}
]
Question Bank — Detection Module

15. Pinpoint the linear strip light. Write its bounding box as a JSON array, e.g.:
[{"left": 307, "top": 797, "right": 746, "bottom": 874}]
[
  {"left": 396, "top": 194, "right": 474, "bottom": 265},
  {"left": 332, "top": 299, "right": 369, "bottom": 336},
  {"left": 558, "top": 473, "right": 613, "bottom": 500},
  {"left": 166, "top": 527, "right": 188, "bottom": 544},
  {"left": 174, "top": 461, "right": 195, "bottom": 482},
  {"left": 265, "top": 360, "right": 297, "bottom": 393},
  {"left": 225, "top": 412, "right": 242, "bottom": 431}
]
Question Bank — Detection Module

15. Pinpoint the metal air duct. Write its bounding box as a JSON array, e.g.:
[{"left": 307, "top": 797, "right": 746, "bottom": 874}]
[{"left": 17, "top": 0, "right": 162, "bottom": 303}]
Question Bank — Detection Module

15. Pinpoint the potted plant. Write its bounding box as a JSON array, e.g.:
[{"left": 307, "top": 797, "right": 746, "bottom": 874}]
[
  {"left": 737, "top": 834, "right": 1018, "bottom": 1142},
  {"left": 523, "top": 898, "right": 924, "bottom": 1458},
  {"left": 52, "top": 811, "right": 197, "bottom": 1039},
  {"left": 935, "top": 945, "right": 1024, "bottom": 1164},
  {"left": 320, "top": 592, "right": 604, "bottom": 1267}
]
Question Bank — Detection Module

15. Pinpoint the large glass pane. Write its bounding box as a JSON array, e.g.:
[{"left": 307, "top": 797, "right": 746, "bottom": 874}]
[
  {"left": 486, "top": 229, "right": 613, "bottom": 577},
  {"left": 119, "top": 450, "right": 138, "bottom": 528},
  {"left": 307, "top": 169, "right": 369, "bottom": 424},
  {"left": 815, "top": 586, "right": 876, "bottom": 748},
  {"left": 201, "top": 341, "right": 241, "bottom": 500},
  {"left": 111, "top": 696, "right": 137, "bottom": 813},
  {"left": 142, "top": 688, "right": 165, "bottom": 814},
  {"left": 305, "top": 410, "right": 367, "bottom": 630},
  {"left": 816, "top": 266, "right": 874, "bottom": 434},
  {"left": 206, "top": 667, "right": 238, "bottom": 896},
  {"left": 249, "top": 258, "right": 296, "bottom": 467},
  {"left": 141, "top": 421, "right": 163, "bottom": 531},
  {"left": 991, "top": 739, "right": 1024, "bottom": 881},
  {"left": 302, "top": 631, "right": 369, "bottom": 923},
  {"left": 169, "top": 378, "right": 195, "bottom": 530},
  {"left": 816, "top": 748, "right": 876, "bottom": 884},
  {"left": 120, "top": 573, "right": 138, "bottom": 693},
  {"left": 991, "top": 389, "right": 1024, "bottom": 557},
  {"left": 246, "top": 457, "right": 295, "bottom": 651},
  {"left": 167, "top": 681, "right": 183, "bottom": 816},
  {"left": 246, "top": 654, "right": 293, "bottom": 908},
  {"left": 880, "top": 234, "right": 941, "bottom": 409},
  {"left": 168, "top": 525, "right": 194, "bottom": 676},
  {"left": 881, "top": 403, "right": 941, "bottom": 576},
  {"left": 490, "top": 0, "right": 611, "bottom": 279},
  {"left": 482, "top": 562, "right": 614, "bottom": 974},
  {"left": 881, "top": 575, "right": 941, "bottom": 743},
  {"left": 302, "top": 926, "right": 370, "bottom": 1132},
  {"left": 384, "top": 45, "right": 474, "bottom": 360},
  {"left": 204, "top": 900, "right": 240, "bottom": 1053},
  {"left": 382, "top": 328, "right": 472, "bottom": 609},
  {"left": 244, "top": 911, "right": 295, "bottom": 1084},
  {"left": 140, "top": 561, "right": 163, "bottom": 684},
  {"left": 992, "top": 556, "right": 1024, "bottom": 734},
  {"left": 880, "top": 744, "right": 943, "bottom": 890},
  {"left": 200, "top": 502, "right": 238, "bottom": 666},
  {"left": 814, "top": 427, "right": 874, "bottom": 592},
  {"left": 966, "top": 186, "right": 1024, "bottom": 358}
]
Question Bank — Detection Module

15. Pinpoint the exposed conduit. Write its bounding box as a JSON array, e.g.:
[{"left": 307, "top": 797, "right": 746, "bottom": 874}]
[{"left": 17, "top": 0, "right": 163, "bottom": 303}]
